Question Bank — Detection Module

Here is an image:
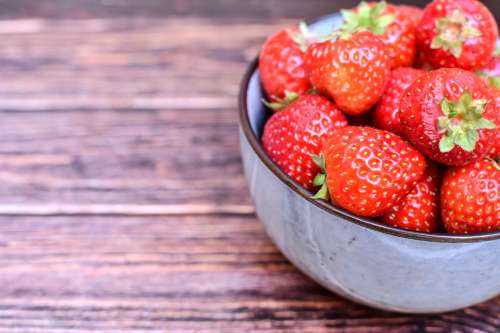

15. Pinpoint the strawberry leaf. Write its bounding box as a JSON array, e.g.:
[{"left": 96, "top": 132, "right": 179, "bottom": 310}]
[
  {"left": 431, "top": 9, "right": 481, "bottom": 59},
  {"left": 438, "top": 92, "right": 496, "bottom": 153},
  {"left": 287, "top": 21, "right": 314, "bottom": 52},
  {"left": 313, "top": 174, "right": 326, "bottom": 187},
  {"left": 312, "top": 154, "right": 326, "bottom": 172},
  {"left": 311, "top": 153, "right": 329, "bottom": 200},
  {"left": 439, "top": 135, "right": 455, "bottom": 152},
  {"left": 472, "top": 118, "right": 496, "bottom": 130},
  {"left": 312, "top": 182, "right": 329, "bottom": 200},
  {"left": 340, "top": 0, "right": 395, "bottom": 35},
  {"left": 262, "top": 91, "right": 300, "bottom": 111}
]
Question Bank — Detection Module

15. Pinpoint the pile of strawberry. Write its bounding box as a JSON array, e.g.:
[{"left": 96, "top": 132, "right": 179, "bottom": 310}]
[{"left": 259, "top": 0, "right": 499, "bottom": 235}]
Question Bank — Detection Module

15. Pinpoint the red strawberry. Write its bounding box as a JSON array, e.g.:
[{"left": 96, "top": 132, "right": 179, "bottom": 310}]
[
  {"left": 441, "top": 159, "right": 499, "bottom": 234},
  {"left": 416, "top": 0, "right": 498, "bottom": 70},
  {"left": 259, "top": 22, "right": 313, "bottom": 102},
  {"left": 415, "top": 49, "right": 434, "bottom": 71},
  {"left": 262, "top": 94, "right": 348, "bottom": 190},
  {"left": 314, "top": 126, "right": 426, "bottom": 217},
  {"left": 383, "top": 162, "right": 441, "bottom": 233},
  {"left": 397, "top": 5, "right": 423, "bottom": 27},
  {"left": 486, "top": 87, "right": 500, "bottom": 159},
  {"left": 477, "top": 57, "right": 500, "bottom": 158},
  {"left": 477, "top": 54, "right": 500, "bottom": 89},
  {"left": 341, "top": 1, "right": 418, "bottom": 68},
  {"left": 373, "top": 67, "right": 424, "bottom": 136},
  {"left": 305, "top": 31, "right": 390, "bottom": 116},
  {"left": 400, "top": 68, "right": 497, "bottom": 166}
]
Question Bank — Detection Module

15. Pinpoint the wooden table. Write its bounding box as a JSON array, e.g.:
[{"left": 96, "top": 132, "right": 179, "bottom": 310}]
[{"left": 0, "top": 0, "right": 497, "bottom": 331}]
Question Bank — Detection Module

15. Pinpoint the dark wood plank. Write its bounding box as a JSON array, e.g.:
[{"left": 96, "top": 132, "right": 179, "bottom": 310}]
[
  {"left": 0, "top": 108, "right": 252, "bottom": 207},
  {"left": 0, "top": 18, "right": 278, "bottom": 110},
  {"left": 0, "top": 214, "right": 496, "bottom": 332},
  {"left": 0, "top": 19, "right": 274, "bottom": 208},
  {"left": 0, "top": 0, "right": 497, "bottom": 22}
]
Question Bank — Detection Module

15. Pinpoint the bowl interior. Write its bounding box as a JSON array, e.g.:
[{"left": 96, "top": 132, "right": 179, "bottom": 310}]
[{"left": 242, "top": 13, "right": 500, "bottom": 243}]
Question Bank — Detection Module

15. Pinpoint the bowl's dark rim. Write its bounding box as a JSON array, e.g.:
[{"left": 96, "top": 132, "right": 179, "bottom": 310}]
[{"left": 239, "top": 57, "right": 500, "bottom": 243}]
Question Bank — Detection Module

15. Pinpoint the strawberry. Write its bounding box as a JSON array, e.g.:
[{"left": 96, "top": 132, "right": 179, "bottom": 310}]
[
  {"left": 383, "top": 162, "right": 441, "bottom": 233},
  {"left": 477, "top": 53, "right": 500, "bottom": 89},
  {"left": 400, "top": 68, "right": 497, "bottom": 166},
  {"left": 341, "top": 1, "right": 418, "bottom": 68},
  {"left": 305, "top": 31, "right": 390, "bottom": 116},
  {"left": 441, "top": 159, "right": 499, "bottom": 234},
  {"left": 487, "top": 88, "right": 500, "bottom": 159},
  {"left": 416, "top": 0, "right": 498, "bottom": 70},
  {"left": 415, "top": 49, "right": 434, "bottom": 71},
  {"left": 262, "top": 94, "right": 348, "bottom": 190},
  {"left": 259, "top": 22, "right": 313, "bottom": 102},
  {"left": 477, "top": 55, "right": 500, "bottom": 158},
  {"left": 314, "top": 126, "right": 426, "bottom": 217},
  {"left": 397, "top": 5, "right": 423, "bottom": 27},
  {"left": 373, "top": 67, "right": 424, "bottom": 136}
]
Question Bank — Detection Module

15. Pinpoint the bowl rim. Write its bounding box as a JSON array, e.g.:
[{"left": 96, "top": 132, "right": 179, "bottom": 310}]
[{"left": 239, "top": 57, "right": 500, "bottom": 243}]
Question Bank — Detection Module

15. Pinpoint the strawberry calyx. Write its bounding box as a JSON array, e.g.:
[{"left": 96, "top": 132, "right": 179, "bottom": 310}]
[
  {"left": 262, "top": 91, "right": 300, "bottom": 111},
  {"left": 438, "top": 91, "right": 496, "bottom": 153},
  {"left": 340, "top": 1, "right": 396, "bottom": 35},
  {"left": 485, "top": 76, "right": 500, "bottom": 89},
  {"left": 286, "top": 21, "right": 314, "bottom": 52},
  {"left": 312, "top": 154, "right": 329, "bottom": 200},
  {"left": 476, "top": 71, "right": 500, "bottom": 89},
  {"left": 431, "top": 9, "right": 481, "bottom": 58},
  {"left": 488, "top": 157, "right": 500, "bottom": 171}
]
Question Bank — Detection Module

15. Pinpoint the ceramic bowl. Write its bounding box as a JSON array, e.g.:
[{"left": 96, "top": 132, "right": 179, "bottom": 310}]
[{"left": 238, "top": 13, "right": 500, "bottom": 313}]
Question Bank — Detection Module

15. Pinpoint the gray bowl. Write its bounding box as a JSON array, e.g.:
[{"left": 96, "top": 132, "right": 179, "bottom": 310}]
[{"left": 238, "top": 13, "right": 500, "bottom": 314}]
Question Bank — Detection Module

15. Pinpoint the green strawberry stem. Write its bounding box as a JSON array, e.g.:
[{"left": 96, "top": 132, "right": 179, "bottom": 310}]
[
  {"left": 287, "top": 21, "right": 314, "bottom": 52},
  {"left": 312, "top": 154, "right": 329, "bottom": 200},
  {"left": 340, "top": 1, "right": 396, "bottom": 35},
  {"left": 262, "top": 91, "right": 299, "bottom": 111},
  {"left": 438, "top": 91, "right": 496, "bottom": 153},
  {"left": 431, "top": 9, "right": 481, "bottom": 58}
]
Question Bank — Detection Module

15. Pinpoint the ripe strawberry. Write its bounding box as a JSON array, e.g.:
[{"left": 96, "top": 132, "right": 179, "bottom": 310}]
[
  {"left": 476, "top": 60, "right": 500, "bottom": 158},
  {"left": 262, "top": 94, "right": 348, "bottom": 190},
  {"left": 397, "top": 5, "right": 423, "bottom": 27},
  {"left": 416, "top": 0, "right": 498, "bottom": 70},
  {"left": 415, "top": 49, "right": 434, "bottom": 71},
  {"left": 485, "top": 87, "right": 500, "bottom": 159},
  {"left": 383, "top": 162, "right": 441, "bottom": 233},
  {"left": 477, "top": 53, "right": 500, "bottom": 89},
  {"left": 477, "top": 56, "right": 500, "bottom": 158},
  {"left": 305, "top": 31, "right": 390, "bottom": 116},
  {"left": 259, "top": 22, "right": 313, "bottom": 102},
  {"left": 441, "top": 159, "right": 499, "bottom": 234},
  {"left": 341, "top": 1, "right": 418, "bottom": 68},
  {"left": 373, "top": 67, "right": 424, "bottom": 136},
  {"left": 400, "top": 68, "right": 497, "bottom": 166},
  {"left": 314, "top": 126, "right": 426, "bottom": 217}
]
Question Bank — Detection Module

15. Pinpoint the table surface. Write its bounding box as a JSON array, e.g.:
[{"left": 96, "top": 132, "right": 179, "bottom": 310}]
[{"left": 0, "top": 0, "right": 498, "bottom": 332}]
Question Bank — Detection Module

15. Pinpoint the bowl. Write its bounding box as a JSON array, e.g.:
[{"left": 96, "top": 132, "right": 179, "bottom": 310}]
[{"left": 238, "top": 12, "right": 500, "bottom": 313}]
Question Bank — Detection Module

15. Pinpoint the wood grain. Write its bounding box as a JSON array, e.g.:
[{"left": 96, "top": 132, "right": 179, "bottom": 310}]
[
  {"left": 0, "top": 215, "right": 497, "bottom": 332},
  {"left": 0, "top": 0, "right": 497, "bottom": 331},
  {"left": 0, "top": 0, "right": 498, "bottom": 21}
]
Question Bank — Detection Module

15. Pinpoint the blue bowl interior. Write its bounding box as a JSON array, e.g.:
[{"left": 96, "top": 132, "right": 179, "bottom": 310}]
[{"left": 247, "top": 13, "right": 344, "bottom": 137}]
